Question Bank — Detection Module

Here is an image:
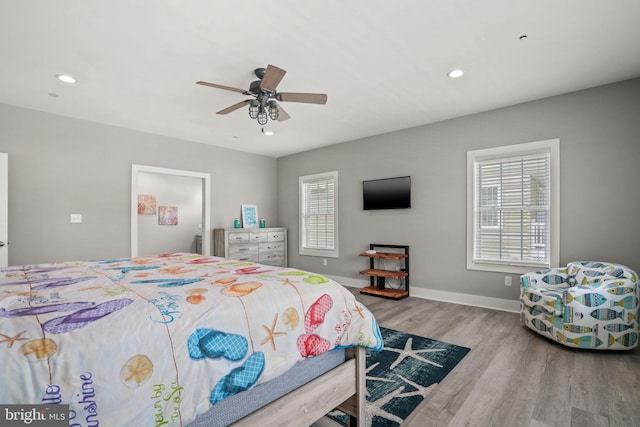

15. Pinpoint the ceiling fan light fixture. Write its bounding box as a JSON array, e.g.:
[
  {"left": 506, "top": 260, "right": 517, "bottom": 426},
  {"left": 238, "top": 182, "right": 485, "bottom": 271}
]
[
  {"left": 257, "top": 111, "right": 268, "bottom": 125},
  {"left": 197, "top": 64, "right": 327, "bottom": 126},
  {"left": 268, "top": 101, "right": 279, "bottom": 120},
  {"left": 248, "top": 100, "right": 260, "bottom": 119}
]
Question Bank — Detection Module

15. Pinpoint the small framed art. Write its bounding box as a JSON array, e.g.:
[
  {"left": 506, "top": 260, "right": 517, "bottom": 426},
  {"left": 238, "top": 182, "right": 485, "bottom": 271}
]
[
  {"left": 241, "top": 204, "right": 258, "bottom": 228},
  {"left": 138, "top": 194, "right": 157, "bottom": 214},
  {"left": 158, "top": 206, "right": 178, "bottom": 225}
]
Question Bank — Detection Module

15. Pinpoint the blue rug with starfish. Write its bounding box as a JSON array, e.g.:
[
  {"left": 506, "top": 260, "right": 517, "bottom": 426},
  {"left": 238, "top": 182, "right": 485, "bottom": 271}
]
[{"left": 330, "top": 327, "right": 470, "bottom": 427}]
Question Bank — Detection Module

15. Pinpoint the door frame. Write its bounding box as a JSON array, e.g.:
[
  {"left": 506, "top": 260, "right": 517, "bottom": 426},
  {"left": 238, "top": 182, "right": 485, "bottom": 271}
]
[
  {"left": 131, "top": 164, "right": 210, "bottom": 257},
  {"left": 0, "top": 153, "right": 7, "bottom": 267}
]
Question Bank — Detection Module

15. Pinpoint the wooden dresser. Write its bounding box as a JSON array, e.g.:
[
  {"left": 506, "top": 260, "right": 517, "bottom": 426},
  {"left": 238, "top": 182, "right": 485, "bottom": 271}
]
[{"left": 213, "top": 227, "right": 287, "bottom": 267}]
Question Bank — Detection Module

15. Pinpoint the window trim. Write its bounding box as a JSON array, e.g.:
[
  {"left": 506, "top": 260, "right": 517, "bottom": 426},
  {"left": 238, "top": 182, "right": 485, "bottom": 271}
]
[
  {"left": 299, "top": 171, "right": 339, "bottom": 258},
  {"left": 466, "top": 139, "right": 560, "bottom": 274}
]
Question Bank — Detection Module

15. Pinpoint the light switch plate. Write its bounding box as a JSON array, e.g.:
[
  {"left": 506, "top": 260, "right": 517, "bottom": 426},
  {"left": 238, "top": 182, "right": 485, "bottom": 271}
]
[{"left": 70, "top": 214, "right": 82, "bottom": 223}]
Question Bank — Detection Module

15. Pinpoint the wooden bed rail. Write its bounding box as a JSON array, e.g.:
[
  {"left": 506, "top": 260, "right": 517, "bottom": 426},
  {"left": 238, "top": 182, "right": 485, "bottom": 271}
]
[
  {"left": 337, "top": 346, "right": 366, "bottom": 426},
  {"left": 232, "top": 346, "right": 366, "bottom": 427}
]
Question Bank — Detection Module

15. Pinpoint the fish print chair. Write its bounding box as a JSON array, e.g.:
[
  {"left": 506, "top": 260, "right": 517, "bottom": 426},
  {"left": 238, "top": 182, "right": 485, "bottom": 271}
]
[{"left": 520, "top": 261, "right": 639, "bottom": 349}]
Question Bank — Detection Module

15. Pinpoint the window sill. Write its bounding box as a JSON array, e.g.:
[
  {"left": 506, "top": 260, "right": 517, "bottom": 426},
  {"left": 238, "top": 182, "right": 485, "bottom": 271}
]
[
  {"left": 300, "top": 249, "right": 339, "bottom": 258},
  {"left": 466, "top": 261, "right": 548, "bottom": 275}
]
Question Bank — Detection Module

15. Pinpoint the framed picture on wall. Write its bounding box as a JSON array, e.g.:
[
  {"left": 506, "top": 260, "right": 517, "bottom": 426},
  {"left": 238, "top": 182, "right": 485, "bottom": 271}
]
[
  {"left": 138, "top": 194, "right": 157, "bottom": 214},
  {"left": 241, "top": 204, "right": 258, "bottom": 228},
  {"left": 158, "top": 206, "right": 178, "bottom": 225}
]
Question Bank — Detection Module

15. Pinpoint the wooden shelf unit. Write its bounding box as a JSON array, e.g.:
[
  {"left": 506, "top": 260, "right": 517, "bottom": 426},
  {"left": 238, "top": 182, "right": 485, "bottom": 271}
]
[{"left": 359, "top": 244, "right": 409, "bottom": 299}]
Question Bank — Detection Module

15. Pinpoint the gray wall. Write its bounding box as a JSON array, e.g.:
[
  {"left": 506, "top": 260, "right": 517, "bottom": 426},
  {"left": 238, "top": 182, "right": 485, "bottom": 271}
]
[
  {"left": 277, "top": 78, "right": 640, "bottom": 302},
  {"left": 0, "top": 104, "right": 277, "bottom": 265},
  {"left": 2, "top": 79, "right": 639, "bottom": 303}
]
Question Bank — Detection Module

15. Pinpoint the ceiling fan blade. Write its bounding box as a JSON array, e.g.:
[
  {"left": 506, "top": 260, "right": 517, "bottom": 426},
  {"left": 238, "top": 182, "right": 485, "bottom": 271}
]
[
  {"left": 276, "top": 103, "right": 291, "bottom": 122},
  {"left": 216, "top": 100, "right": 250, "bottom": 115},
  {"left": 196, "top": 81, "right": 248, "bottom": 94},
  {"left": 276, "top": 92, "right": 327, "bottom": 104},
  {"left": 260, "top": 65, "right": 287, "bottom": 92}
]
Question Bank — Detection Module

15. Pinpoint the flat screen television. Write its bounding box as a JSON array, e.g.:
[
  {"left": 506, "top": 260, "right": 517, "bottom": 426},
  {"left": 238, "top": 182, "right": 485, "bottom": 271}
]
[{"left": 363, "top": 176, "right": 411, "bottom": 210}]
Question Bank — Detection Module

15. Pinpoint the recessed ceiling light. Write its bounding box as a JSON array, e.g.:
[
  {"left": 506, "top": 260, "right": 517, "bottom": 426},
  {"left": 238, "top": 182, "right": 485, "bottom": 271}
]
[
  {"left": 447, "top": 69, "right": 464, "bottom": 79},
  {"left": 56, "top": 74, "right": 76, "bottom": 83}
]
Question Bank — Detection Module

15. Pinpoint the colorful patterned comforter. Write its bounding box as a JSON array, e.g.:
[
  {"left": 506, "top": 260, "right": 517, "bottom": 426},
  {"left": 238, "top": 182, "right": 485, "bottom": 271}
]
[{"left": 0, "top": 253, "right": 382, "bottom": 426}]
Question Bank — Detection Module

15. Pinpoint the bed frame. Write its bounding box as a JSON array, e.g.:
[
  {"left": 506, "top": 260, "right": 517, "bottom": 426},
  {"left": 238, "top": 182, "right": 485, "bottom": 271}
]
[{"left": 230, "top": 346, "right": 366, "bottom": 427}]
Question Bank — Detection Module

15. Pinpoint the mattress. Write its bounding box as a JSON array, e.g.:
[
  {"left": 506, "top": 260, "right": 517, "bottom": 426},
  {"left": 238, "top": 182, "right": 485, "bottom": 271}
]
[{"left": 0, "top": 253, "right": 382, "bottom": 426}]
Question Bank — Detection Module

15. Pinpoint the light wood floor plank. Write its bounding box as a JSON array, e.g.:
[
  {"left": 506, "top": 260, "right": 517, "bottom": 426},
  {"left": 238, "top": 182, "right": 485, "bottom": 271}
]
[
  {"left": 570, "top": 407, "right": 609, "bottom": 427},
  {"left": 346, "top": 288, "right": 640, "bottom": 427}
]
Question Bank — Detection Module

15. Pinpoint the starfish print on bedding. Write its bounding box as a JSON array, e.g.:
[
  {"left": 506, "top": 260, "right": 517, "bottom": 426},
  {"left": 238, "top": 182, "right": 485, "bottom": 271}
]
[
  {"left": 386, "top": 337, "right": 446, "bottom": 369},
  {"left": 261, "top": 313, "right": 287, "bottom": 351},
  {"left": 352, "top": 303, "right": 365, "bottom": 318},
  {"left": 280, "top": 278, "right": 296, "bottom": 288},
  {"left": 0, "top": 331, "right": 28, "bottom": 348}
]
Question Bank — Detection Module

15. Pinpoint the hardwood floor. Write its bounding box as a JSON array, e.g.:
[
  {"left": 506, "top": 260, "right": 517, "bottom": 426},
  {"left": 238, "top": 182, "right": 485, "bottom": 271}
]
[{"left": 348, "top": 288, "right": 640, "bottom": 427}]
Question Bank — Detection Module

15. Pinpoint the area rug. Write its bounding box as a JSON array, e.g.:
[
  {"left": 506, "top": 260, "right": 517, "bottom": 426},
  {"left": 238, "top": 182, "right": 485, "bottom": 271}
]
[{"left": 329, "top": 327, "right": 470, "bottom": 427}]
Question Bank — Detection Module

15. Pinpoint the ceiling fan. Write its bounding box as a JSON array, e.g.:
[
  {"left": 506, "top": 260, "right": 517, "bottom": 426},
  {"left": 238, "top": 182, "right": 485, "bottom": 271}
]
[{"left": 196, "top": 64, "right": 327, "bottom": 125}]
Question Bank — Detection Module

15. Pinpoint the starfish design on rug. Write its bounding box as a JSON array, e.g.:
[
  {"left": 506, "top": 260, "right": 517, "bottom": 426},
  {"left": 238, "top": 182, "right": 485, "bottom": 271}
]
[
  {"left": 396, "top": 374, "right": 437, "bottom": 399},
  {"left": 0, "top": 330, "right": 29, "bottom": 348},
  {"left": 327, "top": 327, "right": 470, "bottom": 427},
  {"left": 366, "top": 386, "right": 406, "bottom": 426},
  {"left": 261, "top": 313, "right": 287, "bottom": 351},
  {"left": 364, "top": 361, "right": 394, "bottom": 397},
  {"left": 386, "top": 337, "right": 446, "bottom": 369}
]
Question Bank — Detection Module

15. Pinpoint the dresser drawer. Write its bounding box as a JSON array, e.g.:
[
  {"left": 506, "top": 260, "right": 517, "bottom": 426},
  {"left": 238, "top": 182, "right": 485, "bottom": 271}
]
[
  {"left": 249, "top": 231, "right": 268, "bottom": 243},
  {"left": 228, "top": 232, "right": 249, "bottom": 243},
  {"left": 229, "top": 244, "right": 258, "bottom": 258},
  {"left": 267, "top": 231, "right": 285, "bottom": 242},
  {"left": 259, "top": 242, "right": 284, "bottom": 253},
  {"left": 259, "top": 252, "right": 285, "bottom": 267},
  {"left": 234, "top": 253, "right": 259, "bottom": 263}
]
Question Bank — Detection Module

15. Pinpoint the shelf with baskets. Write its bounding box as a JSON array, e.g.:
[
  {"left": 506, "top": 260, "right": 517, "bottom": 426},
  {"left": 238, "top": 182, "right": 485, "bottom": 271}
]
[{"left": 359, "top": 244, "right": 409, "bottom": 299}]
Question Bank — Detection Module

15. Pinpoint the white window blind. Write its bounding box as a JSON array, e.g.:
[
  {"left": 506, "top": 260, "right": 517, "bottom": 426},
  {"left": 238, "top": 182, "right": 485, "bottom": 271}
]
[
  {"left": 467, "top": 139, "right": 559, "bottom": 273},
  {"left": 299, "top": 171, "right": 338, "bottom": 257}
]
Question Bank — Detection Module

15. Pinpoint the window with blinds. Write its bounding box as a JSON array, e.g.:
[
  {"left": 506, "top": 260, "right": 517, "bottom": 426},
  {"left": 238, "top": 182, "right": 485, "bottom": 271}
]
[
  {"left": 299, "top": 171, "right": 339, "bottom": 257},
  {"left": 467, "top": 139, "right": 560, "bottom": 273}
]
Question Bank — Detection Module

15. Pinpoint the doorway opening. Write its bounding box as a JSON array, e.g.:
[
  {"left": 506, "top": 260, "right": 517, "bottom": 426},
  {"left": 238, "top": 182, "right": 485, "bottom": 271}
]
[{"left": 131, "top": 164, "right": 210, "bottom": 257}]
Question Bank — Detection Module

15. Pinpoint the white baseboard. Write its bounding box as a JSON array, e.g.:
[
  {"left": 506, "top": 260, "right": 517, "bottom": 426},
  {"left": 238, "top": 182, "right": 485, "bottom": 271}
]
[{"left": 327, "top": 274, "right": 520, "bottom": 313}]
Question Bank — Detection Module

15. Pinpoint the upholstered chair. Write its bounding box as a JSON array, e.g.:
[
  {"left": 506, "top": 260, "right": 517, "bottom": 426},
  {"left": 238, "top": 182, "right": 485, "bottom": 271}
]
[{"left": 520, "top": 261, "right": 638, "bottom": 349}]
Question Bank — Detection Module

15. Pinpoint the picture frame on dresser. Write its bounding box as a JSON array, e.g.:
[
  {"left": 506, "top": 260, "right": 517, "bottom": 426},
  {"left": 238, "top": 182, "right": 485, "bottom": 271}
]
[{"left": 241, "top": 204, "right": 259, "bottom": 228}]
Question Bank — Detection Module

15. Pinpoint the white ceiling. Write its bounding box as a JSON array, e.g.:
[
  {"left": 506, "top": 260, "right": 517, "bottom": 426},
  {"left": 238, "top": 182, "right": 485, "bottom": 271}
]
[{"left": 1, "top": 1, "right": 639, "bottom": 158}]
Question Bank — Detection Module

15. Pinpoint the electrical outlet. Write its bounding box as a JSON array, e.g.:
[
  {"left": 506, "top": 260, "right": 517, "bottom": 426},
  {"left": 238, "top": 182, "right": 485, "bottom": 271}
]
[
  {"left": 504, "top": 276, "right": 512, "bottom": 286},
  {"left": 70, "top": 214, "right": 82, "bottom": 223},
  {"left": 323, "top": 259, "right": 327, "bottom": 266}
]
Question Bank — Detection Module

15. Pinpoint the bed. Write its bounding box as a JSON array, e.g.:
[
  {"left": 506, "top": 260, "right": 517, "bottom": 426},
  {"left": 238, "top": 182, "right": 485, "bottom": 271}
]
[{"left": 0, "top": 253, "right": 382, "bottom": 426}]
